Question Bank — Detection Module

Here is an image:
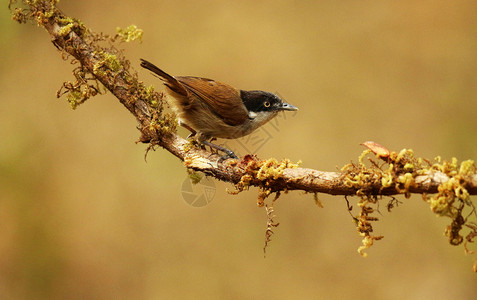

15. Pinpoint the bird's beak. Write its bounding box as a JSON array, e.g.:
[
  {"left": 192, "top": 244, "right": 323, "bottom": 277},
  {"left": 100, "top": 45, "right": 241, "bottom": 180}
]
[{"left": 279, "top": 102, "right": 299, "bottom": 111}]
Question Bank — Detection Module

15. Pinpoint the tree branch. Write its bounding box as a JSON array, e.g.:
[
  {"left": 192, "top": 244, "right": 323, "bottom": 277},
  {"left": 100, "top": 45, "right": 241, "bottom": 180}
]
[
  {"left": 17, "top": 1, "right": 476, "bottom": 195},
  {"left": 10, "top": 0, "right": 477, "bottom": 268}
]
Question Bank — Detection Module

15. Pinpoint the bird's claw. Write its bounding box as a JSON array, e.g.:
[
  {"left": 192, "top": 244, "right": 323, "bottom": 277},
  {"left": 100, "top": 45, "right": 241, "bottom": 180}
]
[{"left": 218, "top": 150, "right": 238, "bottom": 163}]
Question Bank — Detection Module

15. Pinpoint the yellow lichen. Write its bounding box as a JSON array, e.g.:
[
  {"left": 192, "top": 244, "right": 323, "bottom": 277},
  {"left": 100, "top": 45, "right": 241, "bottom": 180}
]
[
  {"left": 357, "top": 235, "right": 373, "bottom": 258},
  {"left": 427, "top": 159, "right": 474, "bottom": 218},
  {"left": 58, "top": 22, "right": 74, "bottom": 36},
  {"left": 357, "top": 235, "right": 383, "bottom": 257},
  {"left": 395, "top": 148, "right": 412, "bottom": 164},
  {"left": 256, "top": 158, "right": 298, "bottom": 181},
  {"left": 459, "top": 160, "right": 475, "bottom": 176},
  {"left": 403, "top": 163, "right": 414, "bottom": 172},
  {"left": 57, "top": 16, "right": 87, "bottom": 38},
  {"left": 381, "top": 164, "right": 394, "bottom": 188},
  {"left": 358, "top": 149, "right": 372, "bottom": 167},
  {"left": 93, "top": 52, "right": 121, "bottom": 76},
  {"left": 341, "top": 147, "right": 448, "bottom": 257},
  {"left": 257, "top": 189, "right": 271, "bottom": 207},
  {"left": 423, "top": 157, "right": 476, "bottom": 248},
  {"left": 116, "top": 25, "right": 143, "bottom": 43},
  {"left": 187, "top": 170, "right": 203, "bottom": 184},
  {"left": 229, "top": 156, "right": 299, "bottom": 207},
  {"left": 396, "top": 172, "right": 413, "bottom": 197}
]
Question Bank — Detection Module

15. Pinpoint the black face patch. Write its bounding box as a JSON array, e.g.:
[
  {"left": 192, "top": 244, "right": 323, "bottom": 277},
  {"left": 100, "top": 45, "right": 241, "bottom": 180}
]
[{"left": 240, "top": 90, "right": 282, "bottom": 113}]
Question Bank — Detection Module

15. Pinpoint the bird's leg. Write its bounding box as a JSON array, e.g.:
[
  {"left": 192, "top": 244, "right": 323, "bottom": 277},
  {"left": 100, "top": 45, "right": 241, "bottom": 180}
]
[
  {"left": 201, "top": 140, "right": 238, "bottom": 160},
  {"left": 198, "top": 134, "right": 237, "bottom": 160}
]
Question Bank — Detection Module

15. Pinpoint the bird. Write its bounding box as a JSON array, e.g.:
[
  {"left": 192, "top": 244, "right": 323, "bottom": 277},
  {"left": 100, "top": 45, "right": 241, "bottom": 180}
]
[{"left": 140, "top": 59, "right": 298, "bottom": 159}]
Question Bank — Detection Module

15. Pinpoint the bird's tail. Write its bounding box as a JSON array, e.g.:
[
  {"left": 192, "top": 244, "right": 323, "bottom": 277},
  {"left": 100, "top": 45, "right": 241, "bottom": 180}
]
[{"left": 140, "top": 59, "right": 188, "bottom": 97}]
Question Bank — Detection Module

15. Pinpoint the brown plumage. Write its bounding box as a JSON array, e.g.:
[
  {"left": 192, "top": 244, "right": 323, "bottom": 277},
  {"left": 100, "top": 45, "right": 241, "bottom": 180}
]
[
  {"left": 140, "top": 59, "right": 248, "bottom": 127},
  {"left": 175, "top": 76, "right": 249, "bottom": 126},
  {"left": 140, "top": 59, "right": 298, "bottom": 159}
]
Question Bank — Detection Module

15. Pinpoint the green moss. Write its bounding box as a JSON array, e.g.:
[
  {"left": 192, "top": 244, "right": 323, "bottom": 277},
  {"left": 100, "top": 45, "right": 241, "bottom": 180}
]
[
  {"left": 342, "top": 146, "right": 477, "bottom": 256},
  {"left": 187, "top": 170, "right": 203, "bottom": 184},
  {"left": 66, "top": 88, "right": 83, "bottom": 109},
  {"left": 57, "top": 22, "right": 73, "bottom": 36},
  {"left": 381, "top": 164, "right": 394, "bottom": 188},
  {"left": 128, "top": 78, "right": 177, "bottom": 140},
  {"left": 142, "top": 85, "right": 159, "bottom": 108},
  {"left": 62, "top": 81, "right": 101, "bottom": 109},
  {"left": 256, "top": 158, "right": 299, "bottom": 181},
  {"left": 56, "top": 16, "right": 86, "bottom": 38},
  {"left": 93, "top": 52, "right": 121, "bottom": 76},
  {"left": 230, "top": 156, "right": 300, "bottom": 206},
  {"left": 403, "top": 163, "right": 414, "bottom": 172},
  {"left": 116, "top": 25, "right": 143, "bottom": 43},
  {"left": 459, "top": 159, "right": 475, "bottom": 176}
]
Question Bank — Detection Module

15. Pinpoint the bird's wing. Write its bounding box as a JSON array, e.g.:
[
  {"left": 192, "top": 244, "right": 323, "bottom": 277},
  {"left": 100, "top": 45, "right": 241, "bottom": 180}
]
[{"left": 177, "top": 76, "right": 249, "bottom": 126}]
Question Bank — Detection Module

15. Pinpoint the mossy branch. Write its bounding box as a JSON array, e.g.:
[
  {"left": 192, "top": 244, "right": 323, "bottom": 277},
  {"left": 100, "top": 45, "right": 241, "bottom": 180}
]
[{"left": 10, "top": 0, "right": 477, "bottom": 269}]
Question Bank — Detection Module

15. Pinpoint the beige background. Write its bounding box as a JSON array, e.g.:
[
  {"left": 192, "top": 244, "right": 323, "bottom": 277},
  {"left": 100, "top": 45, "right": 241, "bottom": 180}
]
[{"left": 1, "top": 0, "right": 477, "bottom": 299}]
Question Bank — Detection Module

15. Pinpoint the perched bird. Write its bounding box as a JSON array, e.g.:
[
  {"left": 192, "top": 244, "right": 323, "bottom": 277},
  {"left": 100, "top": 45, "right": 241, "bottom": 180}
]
[{"left": 140, "top": 59, "right": 298, "bottom": 159}]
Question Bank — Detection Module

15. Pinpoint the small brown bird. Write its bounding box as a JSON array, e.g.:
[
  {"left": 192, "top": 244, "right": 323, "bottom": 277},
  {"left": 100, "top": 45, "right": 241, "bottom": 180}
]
[{"left": 140, "top": 59, "right": 298, "bottom": 159}]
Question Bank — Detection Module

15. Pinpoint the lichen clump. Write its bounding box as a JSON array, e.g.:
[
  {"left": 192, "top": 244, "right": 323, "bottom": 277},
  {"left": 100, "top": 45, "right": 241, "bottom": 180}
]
[
  {"left": 228, "top": 155, "right": 299, "bottom": 256},
  {"left": 93, "top": 52, "right": 121, "bottom": 76},
  {"left": 116, "top": 25, "right": 143, "bottom": 43},
  {"left": 231, "top": 155, "right": 300, "bottom": 206},
  {"left": 341, "top": 148, "right": 422, "bottom": 257},
  {"left": 425, "top": 157, "right": 476, "bottom": 246},
  {"left": 342, "top": 144, "right": 477, "bottom": 260},
  {"left": 10, "top": 0, "right": 60, "bottom": 25},
  {"left": 10, "top": 0, "right": 176, "bottom": 144}
]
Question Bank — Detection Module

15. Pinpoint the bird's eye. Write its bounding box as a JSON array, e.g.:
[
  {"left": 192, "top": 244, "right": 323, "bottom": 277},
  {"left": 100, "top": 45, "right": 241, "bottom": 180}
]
[{"left": 264, "top": 101, "right": 271, "bottom": 108}]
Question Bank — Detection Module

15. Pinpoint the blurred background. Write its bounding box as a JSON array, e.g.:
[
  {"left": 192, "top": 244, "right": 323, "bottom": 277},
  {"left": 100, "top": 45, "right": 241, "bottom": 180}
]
[{"left": 1, "top": 0, "right": 477, "bottom": 299}]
